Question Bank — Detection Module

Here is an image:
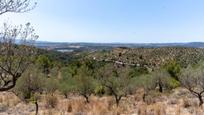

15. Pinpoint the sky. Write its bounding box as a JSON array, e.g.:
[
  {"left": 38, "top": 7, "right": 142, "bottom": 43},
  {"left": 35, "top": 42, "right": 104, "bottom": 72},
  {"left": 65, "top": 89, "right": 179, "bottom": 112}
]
[{"left": 0, "top": 0, "right": 204, "bottom": 43}]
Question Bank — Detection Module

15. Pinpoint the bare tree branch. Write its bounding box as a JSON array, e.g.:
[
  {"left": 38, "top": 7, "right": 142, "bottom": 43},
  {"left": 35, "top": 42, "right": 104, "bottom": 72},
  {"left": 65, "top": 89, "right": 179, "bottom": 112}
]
[
  {"left": 0, "top": 0, "right": 37, "bottom": 15},
  {"left": 0, "top": 22, "right": 38, "bottom": 91}
]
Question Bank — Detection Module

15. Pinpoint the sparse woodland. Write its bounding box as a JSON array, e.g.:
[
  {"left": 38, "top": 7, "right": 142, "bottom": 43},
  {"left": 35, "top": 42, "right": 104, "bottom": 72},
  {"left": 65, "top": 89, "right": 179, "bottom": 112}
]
[
  {"left": 0, "top": 48, "right": 204, "bottom": 115},
  {"left": 1, "top": 0, "right": 204, "bottom": 115}
]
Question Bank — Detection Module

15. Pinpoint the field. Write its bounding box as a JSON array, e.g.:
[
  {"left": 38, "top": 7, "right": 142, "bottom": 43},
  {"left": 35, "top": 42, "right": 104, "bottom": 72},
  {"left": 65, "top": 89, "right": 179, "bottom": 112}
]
[{"left": 1, "top": 88, "right": 204, "bottom": 114}]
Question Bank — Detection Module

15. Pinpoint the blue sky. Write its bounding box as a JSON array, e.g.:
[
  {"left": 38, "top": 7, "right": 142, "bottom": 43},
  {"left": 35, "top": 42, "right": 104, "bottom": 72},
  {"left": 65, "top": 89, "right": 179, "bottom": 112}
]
[{"left": 1, "top": 0, "right": 204, "bottom": 43}]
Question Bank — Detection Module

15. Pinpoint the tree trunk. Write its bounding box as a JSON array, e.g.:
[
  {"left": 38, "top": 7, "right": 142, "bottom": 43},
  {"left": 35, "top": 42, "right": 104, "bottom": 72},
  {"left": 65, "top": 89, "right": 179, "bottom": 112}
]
[
  {"left": 116, "top": 98, "right": 119, "bottom": 107},
  {"left": 143, "top": 93, "right": 147, "bottom": 102},
  {"left": 83, "top": 95, "right": 89, "bottom": 103},
  {"left": 35, "top": 101, "right": 38, "bottom": 115},
  {"left": 115, "top": 96, "right": 122, "bottom": 107},
  {"left": 198, "top": 94, "right": 203, "bottom": 106},
  {"left": 64, "top": 93, "right": 68, "bottom": 99},
  {"left": 158, "top": 83, "right": 163, "bottom": 93}
]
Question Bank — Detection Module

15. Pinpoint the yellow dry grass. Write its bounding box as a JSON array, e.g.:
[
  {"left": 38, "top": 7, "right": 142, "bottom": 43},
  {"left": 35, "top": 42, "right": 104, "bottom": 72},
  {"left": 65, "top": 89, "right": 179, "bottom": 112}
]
[{"left": 1, "top": 88, "right": 204, "bottom": 115}]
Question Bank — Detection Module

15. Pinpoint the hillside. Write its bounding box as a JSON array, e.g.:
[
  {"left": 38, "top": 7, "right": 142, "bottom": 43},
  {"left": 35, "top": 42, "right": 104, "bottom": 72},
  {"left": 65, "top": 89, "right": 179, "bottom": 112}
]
[
  {"left": 1, "top": 46, "right": 204, "bottom": 115},
  {"left": 86, "top": 47, "right": 204, "bottom": 70}
]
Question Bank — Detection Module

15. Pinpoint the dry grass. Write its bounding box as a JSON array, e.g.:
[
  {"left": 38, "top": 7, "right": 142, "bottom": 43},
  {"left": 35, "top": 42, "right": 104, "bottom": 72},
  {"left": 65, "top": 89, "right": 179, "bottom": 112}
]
[
  {"left": 2, "top": 88, "right": 204, "bottom": 114},
  {"left": 0, "top": 92, "right": 20, "bottom": 109},
  {"left": 45, "top": 95, "right": 58, "bottom": 109},
  {"left": 56, "top": 96, "right": 121, "bottom": 115}
]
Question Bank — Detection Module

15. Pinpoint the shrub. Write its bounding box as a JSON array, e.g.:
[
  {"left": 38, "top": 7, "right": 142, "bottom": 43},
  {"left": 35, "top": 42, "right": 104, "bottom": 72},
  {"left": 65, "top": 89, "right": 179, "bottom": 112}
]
[
  {"left": 94, "top": 85, "right": 105, "bottom": 96},
  {"left": 36, "top": 55, "right": 53, "bottom": 76},
  {"left": 165, "top": 60, "right": 181, "bottom": 81},
  {"left": 168, "top": 77, "right": 180, "bottom": 89}
]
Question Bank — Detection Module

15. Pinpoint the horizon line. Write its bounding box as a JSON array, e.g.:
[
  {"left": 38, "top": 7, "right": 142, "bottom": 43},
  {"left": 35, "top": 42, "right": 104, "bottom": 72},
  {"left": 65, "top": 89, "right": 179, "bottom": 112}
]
[{"left": 36, "top": 40, "right": 204, "bottom": 44}]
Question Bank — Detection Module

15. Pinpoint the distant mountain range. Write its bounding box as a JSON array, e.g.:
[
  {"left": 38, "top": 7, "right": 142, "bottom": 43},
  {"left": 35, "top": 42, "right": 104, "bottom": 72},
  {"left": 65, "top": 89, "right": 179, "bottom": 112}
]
[{"left": 34, "top": 41, "right": 204, "bottom": 53}]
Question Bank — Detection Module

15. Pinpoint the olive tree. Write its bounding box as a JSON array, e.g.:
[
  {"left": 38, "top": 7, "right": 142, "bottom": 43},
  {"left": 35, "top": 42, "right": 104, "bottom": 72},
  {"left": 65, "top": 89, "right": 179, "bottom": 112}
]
[
  {"left": 138, "top": 69, "right": 178, "bottom": 102},
  {"left": 151, "top": 70, "right": 172, "bottom": 93},
  {"left": 0, "top": 23, "right": 38, "bottom": 91},
  {"left": 139, "top": 74, "right": 157, "bottom": 102},
  {"left": 59, "top": 67, "right": 77, "bottom": 98},
  {"left": 180, "top": 66, "right": 204, "bottom": 106},
  {"left": 14, "top": 67, "right": 45, "bottom": 115},
  {"left": 0, "top": 0, "right": 36, "bottom": 15},
  {"left": 74, "top": 65, "right": 95, "bottom": 103},
  {"left": 97, "top": 63, "right": 133, "bottom": 106}
]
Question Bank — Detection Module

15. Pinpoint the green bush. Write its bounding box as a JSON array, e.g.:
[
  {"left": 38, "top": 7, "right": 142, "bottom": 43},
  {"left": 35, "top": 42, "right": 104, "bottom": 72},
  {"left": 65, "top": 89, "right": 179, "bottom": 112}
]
[
  {"left": 130, "top": 67, "right": 149, "bottom": 77},
  {"left": 36, "top": 55, "right": 53, "bottom": 75},
  {"left": 94, "top": 85, "right": 105, "bottom": 96},
  {"left": 168, "top": 77, "right": 180, "bottom": 89},
  {"left": 165, "top": 61, "right": 181, "bottom": 81}
]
